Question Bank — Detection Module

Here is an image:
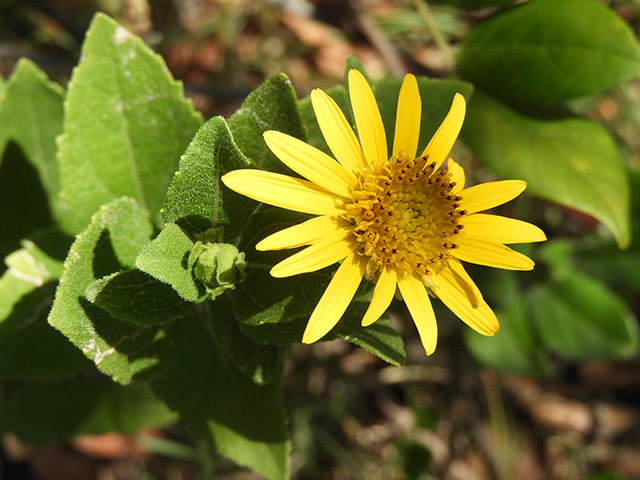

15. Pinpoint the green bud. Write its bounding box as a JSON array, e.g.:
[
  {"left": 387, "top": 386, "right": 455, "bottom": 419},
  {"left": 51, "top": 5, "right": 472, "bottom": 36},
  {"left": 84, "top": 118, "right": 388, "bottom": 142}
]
[{"left": 189, "top": 241, "right": 245, "bottom": 297}]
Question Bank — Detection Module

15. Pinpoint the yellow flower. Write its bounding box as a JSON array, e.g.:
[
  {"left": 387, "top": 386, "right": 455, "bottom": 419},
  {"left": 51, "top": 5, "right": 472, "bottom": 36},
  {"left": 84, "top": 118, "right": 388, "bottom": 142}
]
[{"left": 222, "top": 70, "right": 546, "bottom": 355}]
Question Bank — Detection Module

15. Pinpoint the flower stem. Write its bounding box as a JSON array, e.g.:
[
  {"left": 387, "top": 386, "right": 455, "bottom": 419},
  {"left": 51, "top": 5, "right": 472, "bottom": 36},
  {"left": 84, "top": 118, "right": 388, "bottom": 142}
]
[{"left": 410, "top": 0, "right": 455, "bottom": 71}]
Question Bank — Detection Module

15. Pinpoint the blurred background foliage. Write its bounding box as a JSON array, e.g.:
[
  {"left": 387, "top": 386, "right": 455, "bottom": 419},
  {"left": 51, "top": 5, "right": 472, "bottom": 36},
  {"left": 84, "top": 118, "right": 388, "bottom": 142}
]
[{"left": 1, "top": 0, "right": 640, "bottom": 479}]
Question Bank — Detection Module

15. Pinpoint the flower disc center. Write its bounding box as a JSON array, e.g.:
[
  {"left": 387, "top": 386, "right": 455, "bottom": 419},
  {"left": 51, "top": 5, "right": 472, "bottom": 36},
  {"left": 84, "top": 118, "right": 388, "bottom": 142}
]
[{"left": 344, "top": 155, "right": 465, "bottom": 278}]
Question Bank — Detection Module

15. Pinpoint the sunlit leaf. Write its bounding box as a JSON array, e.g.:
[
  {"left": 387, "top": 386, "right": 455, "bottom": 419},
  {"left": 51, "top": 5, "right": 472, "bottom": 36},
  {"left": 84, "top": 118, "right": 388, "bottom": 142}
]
[
  {"left": 463, "top": 92, "right": 630, "bottom": 248},
  {"left": 57, "top": 13, "right": 202, "bottom": 234}
]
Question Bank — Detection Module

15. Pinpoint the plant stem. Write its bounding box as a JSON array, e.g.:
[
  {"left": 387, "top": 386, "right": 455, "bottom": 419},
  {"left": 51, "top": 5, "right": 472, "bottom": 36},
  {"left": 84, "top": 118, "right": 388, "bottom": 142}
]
[{"left": 410, "top": 0, "right": 455, "bottom": 71}]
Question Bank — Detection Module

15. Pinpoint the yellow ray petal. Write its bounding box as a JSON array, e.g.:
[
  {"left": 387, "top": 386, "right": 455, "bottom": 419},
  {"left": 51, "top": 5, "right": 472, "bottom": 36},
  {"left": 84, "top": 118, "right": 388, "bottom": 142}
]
[
  {"left": 270, "top": 232, "right": 357, "bottom": 278},
  {"left": 452, "top": 236, "right": 535, "bottom": 271},
  {"left": 462, "top": 214, "right": 547, "bottom": 244},
  {"left": 459, "top": 180, "right": 526, "bottom": 215},
  {"left": 434, "top": 268, "right": 499, "bottom": 336},
  {"left": 362, "top": 266, "right": 397, "bottom": 327},
  {"left": 303, "top": 253, "right": 367, "bottom": 343},
  {"left": 397, "top": 274, "right": 438, "bottom": 355},
  {"left": 256, "top": 215, "right": 347, "bottom": 251},
  {"left": 264, "top": 131, "right": 356, "bottom": 197},
  {"left": 420, "top": 93, "right": 465, "bottom": 171},
  {"left": 348, "top": 69, "right": 387, "bottom": 166},
  {"left": 448, "top": 158, "right": 465, "bottom": 193},
  {"left": 392, "top": 74, "right": 421, "bottom": 159},
  {"left": 222, "top": 169, "right": 344, "bottom": 216},
  {"left": 311, "top": 88, "right": 366, "bottom": 169},
  {"left": 447, "top": 259, "right": 483, "bottom": 307}
]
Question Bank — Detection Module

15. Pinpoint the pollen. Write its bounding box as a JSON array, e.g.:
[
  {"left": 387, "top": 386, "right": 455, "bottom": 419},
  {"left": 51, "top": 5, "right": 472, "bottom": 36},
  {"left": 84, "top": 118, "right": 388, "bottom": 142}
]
[{"left": 344, "top": 155, "right": 465, "bottom": 278}]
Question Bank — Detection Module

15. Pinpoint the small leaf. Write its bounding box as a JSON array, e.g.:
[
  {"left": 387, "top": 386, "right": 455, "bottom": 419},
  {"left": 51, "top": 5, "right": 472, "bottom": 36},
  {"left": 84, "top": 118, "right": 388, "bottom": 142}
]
[
  {"left": 529, "top": 271, "right": 639, "bottom": 360},
  {"left": 433, "top": 0, "right": 515, "bottom": 8},
  {"left": 331, "top": 300, "right": 406, "bottom": 366},
  {"left": 152, "top": 311, "right": 290, "bottom": 480},
  {"left": 162, "top": 116, "right": 253, "bottom": 239},
  {"left": 57, "top": 13, "right": 203, "bottom": 234},
  {"left": 136, "top": 223, "right": 203, "bottom": 302},
  {"left": 457, "top": 0, "right": 640, "bottom": 105},
  {"left": 0, "top": 59, "right": 64, "bottom": 257},
  {"left": 462, "top": 92, "right": 631, "bottom": 248},
  {"left": 465, "top": 297, "right": 553, "bottom": 376},
  {"left": 86, "top": 269, "right": 195, "bottom": 324},
  {"left": 228, "top": 73, "right": 306, "bottom": 175},
  {"left": 49, "top": 197, "right": 186, "bottom": 384},
  {"left": 0, "top": 380, "right": 177, "bottom": 445}
]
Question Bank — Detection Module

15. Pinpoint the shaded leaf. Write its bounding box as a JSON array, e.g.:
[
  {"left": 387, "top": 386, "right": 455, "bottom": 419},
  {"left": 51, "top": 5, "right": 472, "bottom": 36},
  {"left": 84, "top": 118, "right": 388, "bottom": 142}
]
[
  {"left": 530, "top": 271, "right": 639, "bottom": 360},
  {"left": 233, "top": 206, "right": 330, "bottom": 326},
  {"left": 209, "top": 296, "right": 283, "bottom": 385},
  {"left": 331, "top": 300, "right": 406, "bottom": 366},
  {"left": 0, "top": 379, "right": 176, "bottom": 445},
  {"left": 49, "top": 197, "right": 186, "bottom": 384},
  {"left": 153, "top": 310, "right": 290, "bottom": 480},
  {"left": 457, "top": 0, "right": 640, "bottom": 105},
  {"left": 462, "top": 92, "right": 630, "bottom": 248},
  {"left": 0, "top": 236, "right": 88, "bottom": 381},
  {"left": 86, "top": 269, "right": 195, "bottom": 324},
  {"left": 0, "top": 59, "right": 63, "bottom": 257},
  {"left": 57, "top": 13, "right": 202, "bottom": 234},
  {"left": 136, "top": 223, "right": 204, "bottom": 302},
  {"left": 162, "top": 116, "right": 253, "bottom": 239},
  {"left": 228, "top": 73, "right": 306, "bottom": 176},
  {"left": 465, "top": 297, "right": 553, "bottom": 377}
]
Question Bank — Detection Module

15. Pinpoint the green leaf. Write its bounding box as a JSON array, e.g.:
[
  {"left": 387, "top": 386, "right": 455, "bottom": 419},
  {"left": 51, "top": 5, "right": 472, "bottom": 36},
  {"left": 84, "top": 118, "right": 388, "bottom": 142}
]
[
  {"left": 228, "top": 73, "right": 306, "bottom": 176},
  {"left": 57, "top": 13, "right": 203, "bottom": 234},
  {"left": 465, "top": 297, "right": 553, "bottom": 376},
  {"left": 209, "top": 296, "right": 283, "bottom": 385},
  {"left": 0, "top": 379, "right": 177, "bottom": 445},
  {"left": 0, "top": 236, "right": 89, "bottom": 381},
  {"left": 0, "top": 59, "right": 64, "bottom": 257},
  {"left": 330, "top": 300, "right": 406, "bottom": 366},
  {"left": 49, "top": 197, "right": 186, "bottom": 384},
  {"left": 162, "top": 116, "right": 253, "bottom": 239},
  {"left": 233, "top": 206, "right": 330, "bottom": 326},
  {"left": 457, "top": 0, "right": 640, "bottom": 105},
  {"left": 529, "top": 271, "right": 639, "bottom": 360},
  {"left": 152, "top": 311, "right": 290, "bottom": 480},
  {"left": 136, "top": 223, "right": 203, "bottom": 302},
  {"left": 462, "top": 92, "right": 631, "bottom": 248},
  {"left": 86, "top": 269, "right": 195, "bottom": 324}
]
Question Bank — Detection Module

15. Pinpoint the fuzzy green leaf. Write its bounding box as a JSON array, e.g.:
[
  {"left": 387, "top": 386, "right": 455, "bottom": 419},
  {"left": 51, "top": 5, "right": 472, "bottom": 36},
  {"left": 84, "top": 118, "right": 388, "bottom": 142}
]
[
  {"left": 331, "top": 300, "right": 406, "bottom": 366},
  {"left": 49, "top": 197, "right": 187, "bottom": 384},
  {"left": 162, "top": 116, "right": 253, "bottom": 239},
  {"left": 208, "top": 296, "right": 283, "bottom": 385},
  {"left": 152, "top": 311, "right": 290, "bottom": 480},
  {"left": 228, "top": 73, "right": 306, "bottom": 175},
  {"left": 136, "top": 223, "right": 203, "bottom": 302},
  {"left": 462, "top": 92, "right": 631, "bottom": 248},
  {"left": 0, "top": 59, "right": 64, "bottom": 257},
  {"left": 57, "top": 13, "right": 203, "bottom": 234},
  {"left": 0, "top": 380, "right": 177, "bottom": 445},
  {"left": 86, "top": 269, "right": 195, "bottom": 324},
  {"left": 457, "top": 0, "right": 640, "bottom": 105},
  {"left": 530, "top": 271, "right": 639, "bottom": 360}
]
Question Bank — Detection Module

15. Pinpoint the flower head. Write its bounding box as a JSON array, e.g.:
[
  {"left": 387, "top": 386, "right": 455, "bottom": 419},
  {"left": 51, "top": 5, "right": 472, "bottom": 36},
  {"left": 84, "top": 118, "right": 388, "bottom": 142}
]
[{"left": 222, "top": 70, "right": 545, "bottom": 354}]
